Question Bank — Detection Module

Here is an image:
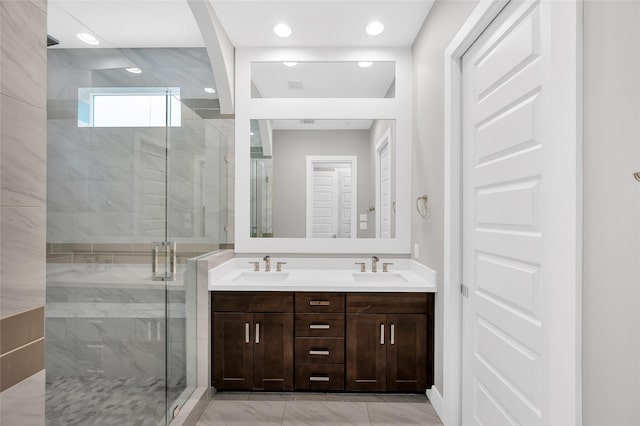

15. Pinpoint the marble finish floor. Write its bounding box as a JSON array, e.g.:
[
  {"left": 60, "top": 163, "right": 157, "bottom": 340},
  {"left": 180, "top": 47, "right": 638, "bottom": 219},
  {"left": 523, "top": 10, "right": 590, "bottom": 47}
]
[
  {"left": 197, "top": 393, "right": 443, "bottom": 426},
  {"left": 45, "top": 376, "right": 186, "bottom": 426}
]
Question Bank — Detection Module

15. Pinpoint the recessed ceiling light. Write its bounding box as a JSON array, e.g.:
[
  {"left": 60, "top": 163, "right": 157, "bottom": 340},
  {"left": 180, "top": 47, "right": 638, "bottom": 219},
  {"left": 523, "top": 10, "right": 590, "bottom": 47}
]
[
  {"left": 274, "top": 23, "right": 292, "bottom": 38},
  {"left": 358, "top": 61, "right": 373, "bottom": 68},
  {"left": 366, "top": 21, "right": 384, "bottom": 36},
  {"left": 204, "top": 87, "right": 216, "bottom": 94},
  {"left": 76, "top": 32, "right": 99, "bottom": 45},
  {"left": 283, "top": 62, "right": 297, "bottom": 67},
  {"left": 126, "top": 67, "right": 142, "bottom": 74}
]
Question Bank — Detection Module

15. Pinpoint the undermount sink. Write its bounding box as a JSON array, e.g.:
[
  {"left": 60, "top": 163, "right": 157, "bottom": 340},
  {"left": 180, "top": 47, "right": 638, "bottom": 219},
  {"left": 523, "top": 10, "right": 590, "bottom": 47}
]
[
  {"left": 233, "top": 272, "right": 290, "bottom": 282},
  {"left": 351, "top": 272, "right": 408, "bottom": 283}
]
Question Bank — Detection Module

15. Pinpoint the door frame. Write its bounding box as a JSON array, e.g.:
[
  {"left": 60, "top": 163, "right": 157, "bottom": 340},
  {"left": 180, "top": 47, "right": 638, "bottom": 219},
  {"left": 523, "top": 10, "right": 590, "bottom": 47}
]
[
  {"left": 305, "top": 155, "right": 358, "bottom": 238},
  {"left": 375, "top": 127, "right": 392, "bottom": 238},
  {"left": 438, "top": 1, "right": 583, "bottom": 425}
]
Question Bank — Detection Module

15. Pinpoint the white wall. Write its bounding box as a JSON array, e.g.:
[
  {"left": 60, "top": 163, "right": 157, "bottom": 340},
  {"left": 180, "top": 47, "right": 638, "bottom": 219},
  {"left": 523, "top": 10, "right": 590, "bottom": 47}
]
[
  {"left": 411, "top": 0, "right": 479, "bottom": 395},
  {"left": 583, "top": 2, "right": 640, "bottom": 425},
  {"left": 271, "top": 129, "right": 371, "bottom": 238}
]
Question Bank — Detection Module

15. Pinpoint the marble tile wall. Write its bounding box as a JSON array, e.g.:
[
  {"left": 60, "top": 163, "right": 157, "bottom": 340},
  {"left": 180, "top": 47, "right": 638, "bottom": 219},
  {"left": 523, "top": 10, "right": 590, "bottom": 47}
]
[
  {"left": 46, "top": 49, "right": 235, "bottom": 246},
  {"left": 0, "top": 1, "right": 48, "bottom": 424}
]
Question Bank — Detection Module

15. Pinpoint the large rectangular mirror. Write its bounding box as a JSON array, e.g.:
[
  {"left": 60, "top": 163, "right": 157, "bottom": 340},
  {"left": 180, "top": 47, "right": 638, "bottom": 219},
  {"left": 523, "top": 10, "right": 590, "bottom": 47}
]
[
  {"left": 251, "top": 61, "right": 396, "bottom": 98},
  {"left": 250, "top": 119, "right": 396, "bottom": 239}
]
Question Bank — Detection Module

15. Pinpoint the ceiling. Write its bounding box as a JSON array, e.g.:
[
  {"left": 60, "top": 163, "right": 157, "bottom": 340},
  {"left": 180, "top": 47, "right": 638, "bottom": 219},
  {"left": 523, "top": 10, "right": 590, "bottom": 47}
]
[
  {"left": 48, "top": 1, "right": 434, "bottom": 49},
  {"left": 211, "top": 1, "right": 434, "bottom": 47}
]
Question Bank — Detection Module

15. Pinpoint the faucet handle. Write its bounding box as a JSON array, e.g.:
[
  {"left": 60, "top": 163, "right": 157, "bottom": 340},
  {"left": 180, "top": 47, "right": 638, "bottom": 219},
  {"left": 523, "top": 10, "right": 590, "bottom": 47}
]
[
  {"left": 248, "top": 261, "right": 260, "bottom": 272},
  {"left": 276, "top": 262, "right": 287, "bottom": 272},
  {"left": 355, "top": 262, "right": 366, "bottom": 272},
  {"left": 382, "top": 262, "right": 394, "bottom": 273}
]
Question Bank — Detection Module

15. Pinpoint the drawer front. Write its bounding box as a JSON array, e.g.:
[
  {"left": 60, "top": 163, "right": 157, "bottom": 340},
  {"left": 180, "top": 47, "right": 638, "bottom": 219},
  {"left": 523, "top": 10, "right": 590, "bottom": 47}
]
[
  {"left": 213, "top": 292, "right": 294, "bottom": 313},
  {"left": 295, "top": 363, "right": 344, "bottom": 391},
  {"left": 295, "top": 314, "right": 344, "bottom": 338},
  {"left": 295, "top": 338, "right": 344, "bottom": 364},
  {"left": 295, "top": 293, "right": 345, "bottom": 313},
  {"left": 346, "top": 292, "right": 431, "bottom": 314}
]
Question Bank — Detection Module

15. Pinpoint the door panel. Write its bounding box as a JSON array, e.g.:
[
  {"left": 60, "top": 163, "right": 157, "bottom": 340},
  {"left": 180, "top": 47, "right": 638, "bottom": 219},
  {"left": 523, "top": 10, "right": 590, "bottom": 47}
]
[
  {"left": 213, "top": 312, "right": 253, "bottom": 390},
  {"left": 462, "top": 1, "right": 545, "bottom": 424},
  {"left": 252, "top": 313, "right": 294, "bottom": 390},
  {"left": 346, "top": 314, "right": 386, "bottom": 391},
  {"left": 386, "top": 314, "right": 427, "bottom": 392}
]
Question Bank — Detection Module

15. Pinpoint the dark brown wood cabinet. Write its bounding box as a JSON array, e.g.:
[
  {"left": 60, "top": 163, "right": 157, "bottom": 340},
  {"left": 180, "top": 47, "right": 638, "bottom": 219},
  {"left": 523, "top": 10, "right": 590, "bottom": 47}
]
[
  {"left": 212, "top": 291, "right": 433, "bottom": 394},
  {"left": 346, "top": 293, "right": 433, "bottom": 393},
  {"left": 294, "top": 292, "right": 345, "bottom": 391},
  {"left": 212, "top": 292, "right": 294, "bottom": 391}
]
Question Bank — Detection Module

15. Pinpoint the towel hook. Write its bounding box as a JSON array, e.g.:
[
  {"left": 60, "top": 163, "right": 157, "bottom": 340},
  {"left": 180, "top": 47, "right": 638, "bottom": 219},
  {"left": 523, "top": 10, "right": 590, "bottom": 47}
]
[
  {"left": 634, "top": 172, "right": 640, "bottom": 182},
  {"left": 416, "top": 195, "right": 429, "bottom": 218}
]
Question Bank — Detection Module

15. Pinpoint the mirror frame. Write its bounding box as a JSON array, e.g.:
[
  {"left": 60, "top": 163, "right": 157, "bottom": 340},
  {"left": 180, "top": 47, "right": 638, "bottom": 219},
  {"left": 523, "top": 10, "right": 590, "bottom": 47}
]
[{"left": 235, "top": 47, "right": 411, "bottom": 254}]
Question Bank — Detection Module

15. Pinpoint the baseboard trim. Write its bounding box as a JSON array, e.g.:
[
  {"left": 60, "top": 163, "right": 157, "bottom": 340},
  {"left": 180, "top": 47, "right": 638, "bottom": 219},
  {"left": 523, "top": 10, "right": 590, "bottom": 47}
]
[{"left": 426, "top": 385, "right": 446, "bottom": 425}]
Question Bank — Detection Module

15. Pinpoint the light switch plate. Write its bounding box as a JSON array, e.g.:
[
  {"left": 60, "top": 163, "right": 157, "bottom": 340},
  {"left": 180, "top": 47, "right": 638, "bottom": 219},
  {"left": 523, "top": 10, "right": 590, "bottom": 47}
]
[
  {"left": 359, "top": 214, "right": 368, "bottom": 221},
  {"left": 360, "top": 222, "right": 367, "bottom": 230}
]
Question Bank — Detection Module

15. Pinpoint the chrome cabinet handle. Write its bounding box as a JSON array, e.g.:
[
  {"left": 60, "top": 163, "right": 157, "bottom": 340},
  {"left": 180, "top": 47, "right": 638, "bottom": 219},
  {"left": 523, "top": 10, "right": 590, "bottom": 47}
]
[
  {"left": 380, "top": 323, "right": 385, "bottom": 345},
  {"left": 310, "top": 376, "right": 330, "bottom": 382},
  {"left": 309, "top": 300, "right": 330, "bottom": 306},
  {"left": 255, "top": 322, "right": 260, "bottom": 344},
  {"left": 309, "top": 324, "right": 330, "bottom": 330},
  {"left": 309, "top": 349, "right": 330, "bottom": 356},
  {"left": 390, "top": 323, "right": 395, "bottom": 345},
  {"left": 245, "top": 322, "right": 250, "bottom": 343}
]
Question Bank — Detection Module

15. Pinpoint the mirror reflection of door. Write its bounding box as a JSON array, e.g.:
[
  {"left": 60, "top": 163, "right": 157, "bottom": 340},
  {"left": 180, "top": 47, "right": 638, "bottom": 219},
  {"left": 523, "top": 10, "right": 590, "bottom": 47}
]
[
  {"left": 376, "top": 128, "right": 392, "bottom": 238},
  {"left": 306, "top": 156, "right": 357, "bottom": 238}
]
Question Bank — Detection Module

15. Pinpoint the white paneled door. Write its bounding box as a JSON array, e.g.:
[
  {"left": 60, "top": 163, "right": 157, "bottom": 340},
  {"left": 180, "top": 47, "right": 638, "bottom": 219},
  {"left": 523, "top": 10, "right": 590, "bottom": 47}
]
[{"left": 461, "top": 1, "right": 580, "bottom": 425}]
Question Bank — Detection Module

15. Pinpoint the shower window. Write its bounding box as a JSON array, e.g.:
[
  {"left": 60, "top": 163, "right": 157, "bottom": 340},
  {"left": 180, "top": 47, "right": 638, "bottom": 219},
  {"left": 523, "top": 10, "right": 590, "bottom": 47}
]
[{"left": 78, "top": 87, "right": 182, "bottom": 127}]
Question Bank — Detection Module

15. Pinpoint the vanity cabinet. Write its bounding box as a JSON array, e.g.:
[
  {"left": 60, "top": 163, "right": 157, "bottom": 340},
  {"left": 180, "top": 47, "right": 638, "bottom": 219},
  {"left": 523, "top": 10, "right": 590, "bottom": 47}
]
[
  {"left": 294, "top": 292, "right": 345, "bottom": 391},
  {"left": 346, "top": 293, "right": 433, "bottom": 392},
  {"left": 212, "top": 292, "right": 294, "bottom": 391}
]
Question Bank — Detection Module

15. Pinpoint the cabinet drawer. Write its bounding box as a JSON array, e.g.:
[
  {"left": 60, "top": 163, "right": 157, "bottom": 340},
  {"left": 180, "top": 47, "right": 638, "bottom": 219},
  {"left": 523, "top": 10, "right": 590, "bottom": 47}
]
[
  {"left": 296, "top": 293, "right": 345, "bottom": 313},
  {"left": 213, "top": 292, "right": 293, "bottom": 313},
  {"left": 295, "top": 363, "right": 344, "bottom": 391},
  {"left": 347, "top": 293, "right": 431, "bottom": 314},
  {"left": 295, "top": 338, "right": 344, "bottom": 364},
  {"left": 295, "top": 314, "right": 344, "bottom": 338}
]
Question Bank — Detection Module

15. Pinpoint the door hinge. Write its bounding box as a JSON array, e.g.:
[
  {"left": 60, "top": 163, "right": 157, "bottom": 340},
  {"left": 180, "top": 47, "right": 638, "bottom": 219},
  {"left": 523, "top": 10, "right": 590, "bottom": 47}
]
[{"left": 461, "top": 284, "right": 469, "bottom": 298}]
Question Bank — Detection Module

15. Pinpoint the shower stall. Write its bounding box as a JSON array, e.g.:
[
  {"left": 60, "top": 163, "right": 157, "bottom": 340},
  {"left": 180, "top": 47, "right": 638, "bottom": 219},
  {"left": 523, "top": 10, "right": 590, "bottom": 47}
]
[{"left": 45, "top": 47, "right": 233, "bottom": 425}]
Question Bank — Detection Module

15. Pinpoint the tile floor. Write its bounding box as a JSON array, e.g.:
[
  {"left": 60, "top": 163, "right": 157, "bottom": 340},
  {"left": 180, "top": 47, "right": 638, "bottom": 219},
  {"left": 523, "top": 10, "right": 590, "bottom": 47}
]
[{"left": 196, "top": 393, "right": 443, "bottom": 426}]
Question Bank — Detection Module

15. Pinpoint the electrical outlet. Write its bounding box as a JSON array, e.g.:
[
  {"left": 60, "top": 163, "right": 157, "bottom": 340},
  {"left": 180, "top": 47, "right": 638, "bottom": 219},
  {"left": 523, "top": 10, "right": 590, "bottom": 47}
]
[{"left": 413, "top": 243, "right": 420, "bottom": 259}]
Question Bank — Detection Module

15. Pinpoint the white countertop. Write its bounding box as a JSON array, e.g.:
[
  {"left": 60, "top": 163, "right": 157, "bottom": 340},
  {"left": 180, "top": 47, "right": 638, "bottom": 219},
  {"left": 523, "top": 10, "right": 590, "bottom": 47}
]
[{"left": 208, "top": 257, "right": 437, "bottom": 293}]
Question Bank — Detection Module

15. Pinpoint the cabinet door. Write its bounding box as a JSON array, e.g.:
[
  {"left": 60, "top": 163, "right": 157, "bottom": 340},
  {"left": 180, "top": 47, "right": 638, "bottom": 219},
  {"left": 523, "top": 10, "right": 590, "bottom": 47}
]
[
  {"left": 346, "top": 314, "right": 387, "bottom": 391},
  {"left": 386, "top": 314, "right": 427, "bottom": 392},
  {"left": 253, "top": 313, "right": 294, "bottom": 390},
  {"left": 213, "top": 312, "right": 253, "bottom": 390}
]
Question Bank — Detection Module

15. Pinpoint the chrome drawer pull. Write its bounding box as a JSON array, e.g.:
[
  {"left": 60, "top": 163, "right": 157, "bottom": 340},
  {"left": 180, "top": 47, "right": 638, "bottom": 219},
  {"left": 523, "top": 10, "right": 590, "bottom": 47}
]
[
  {"left": 309, "top": 324, "right": 330, "bottom": 330},
  {"left": 309, "top": 300, "right": 330, "bottom": 306},
  {"left": 390, "top": 323, "right": 395, "bottom": 345},
  {"left": 380, "top": 323, "right": 385, "bottom": 345},
  {"left": 310, "top": 376, "right": 330, "bottom": 382},
  {"left": 309, "top": 350, "right": 330, "bottom": 356}
]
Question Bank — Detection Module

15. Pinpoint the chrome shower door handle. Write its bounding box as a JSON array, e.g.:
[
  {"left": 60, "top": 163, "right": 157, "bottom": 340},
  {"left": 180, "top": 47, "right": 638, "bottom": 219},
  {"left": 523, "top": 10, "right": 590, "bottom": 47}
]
[
  {"left": 168, "top": 241, "right": 176, "bottom": 281},
  {"left": 151, "top": 241, "right": 177, "bottom": 281}
]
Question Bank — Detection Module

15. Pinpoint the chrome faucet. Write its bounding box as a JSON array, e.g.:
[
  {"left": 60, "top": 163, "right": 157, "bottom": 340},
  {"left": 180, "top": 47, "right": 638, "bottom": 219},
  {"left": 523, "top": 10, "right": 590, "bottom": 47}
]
[
  {"left": 263, "top": 255, "right": 271, "bottom": 272},
  {"left": 371, "top": 256, "right": 380, "bottom": 273}
]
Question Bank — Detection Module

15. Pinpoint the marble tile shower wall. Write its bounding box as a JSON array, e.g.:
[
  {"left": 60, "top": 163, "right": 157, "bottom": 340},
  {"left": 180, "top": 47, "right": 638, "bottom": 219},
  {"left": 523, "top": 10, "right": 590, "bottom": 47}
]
[
  {"left": 46, "top": 48, "right": 235, "bottom": 249},
  {"left": 45, "top": 278, "right": 186, "bottom": 383},
  {"left": 46, "top": 120, "right": 230, "bottom": 244}
]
